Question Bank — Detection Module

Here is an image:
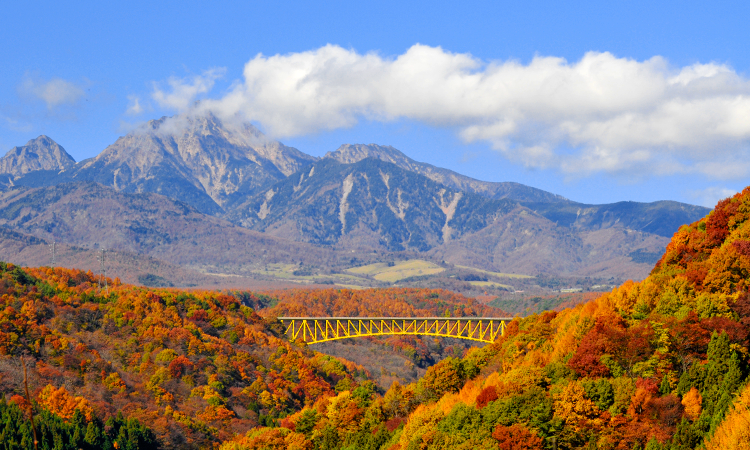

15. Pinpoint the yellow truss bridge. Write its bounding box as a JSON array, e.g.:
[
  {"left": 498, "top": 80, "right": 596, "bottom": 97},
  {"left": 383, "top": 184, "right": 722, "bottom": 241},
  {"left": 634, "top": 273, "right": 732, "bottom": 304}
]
[{"left": 278, "top": 317, "right": 512, "bottom": 344}]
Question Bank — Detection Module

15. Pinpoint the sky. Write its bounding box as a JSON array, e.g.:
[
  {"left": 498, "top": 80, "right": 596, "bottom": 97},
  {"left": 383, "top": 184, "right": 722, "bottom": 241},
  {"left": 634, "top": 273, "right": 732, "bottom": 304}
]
[{"left": 2, "top": 1, "right": 750, "bottom": 207}]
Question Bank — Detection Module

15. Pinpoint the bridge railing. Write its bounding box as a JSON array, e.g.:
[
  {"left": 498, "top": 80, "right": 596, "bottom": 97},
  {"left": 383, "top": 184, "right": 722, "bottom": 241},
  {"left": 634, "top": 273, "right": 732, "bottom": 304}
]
[{"left": 277, "top": 317, "right": 514, "bottom": 344}]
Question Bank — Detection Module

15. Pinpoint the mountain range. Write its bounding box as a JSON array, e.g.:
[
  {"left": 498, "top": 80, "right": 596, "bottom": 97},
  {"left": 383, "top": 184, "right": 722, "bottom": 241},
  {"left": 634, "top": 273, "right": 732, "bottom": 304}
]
[{"left": 0, "top": 112, "right": 711, "bottom": 290}]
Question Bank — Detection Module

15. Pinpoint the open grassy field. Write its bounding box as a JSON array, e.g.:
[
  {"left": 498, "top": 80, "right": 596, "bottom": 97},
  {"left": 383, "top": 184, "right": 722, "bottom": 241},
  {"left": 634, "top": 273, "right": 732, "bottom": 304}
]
[
  {"left": 455, "top": 265, "right": 534, "bottom": 279},
  {"left": 247, "top": 263, "right": 371, "bottom": 288},
  {"left": 468, "top": 280, "right": 513, "bottom": 289},
  {"left": 346, "top": 259, "right": 445, "bottom": 283},
  {"left": 251, "top": 263, "right": 315, "bottom": 280}
]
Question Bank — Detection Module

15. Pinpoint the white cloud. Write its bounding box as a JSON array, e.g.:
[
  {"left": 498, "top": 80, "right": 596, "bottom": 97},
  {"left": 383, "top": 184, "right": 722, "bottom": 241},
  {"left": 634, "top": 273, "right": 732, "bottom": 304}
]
[
  {"left": 126, "top": 95, "right": 144, "bottom": 115},
  {"left": 151, "top": 68, "right": 225, "bottom": 111},
  {"left": 154, "top": 44, "right": 750, "bottom": 179},
  {"left": 2, "top": 116, "right": 33, "bottom": 133},
  {"left": 688, "top": 187, "right": 738, "bottom": 208},
  {"left": 20, "top": 77, "right": 85, "bottom": 109}
]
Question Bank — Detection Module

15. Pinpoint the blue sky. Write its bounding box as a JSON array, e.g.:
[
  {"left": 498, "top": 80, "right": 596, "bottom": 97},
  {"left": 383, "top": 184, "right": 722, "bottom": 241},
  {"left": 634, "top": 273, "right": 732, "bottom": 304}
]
[{"left": 2, "top": 1, "right": 749, "bottom": 207}]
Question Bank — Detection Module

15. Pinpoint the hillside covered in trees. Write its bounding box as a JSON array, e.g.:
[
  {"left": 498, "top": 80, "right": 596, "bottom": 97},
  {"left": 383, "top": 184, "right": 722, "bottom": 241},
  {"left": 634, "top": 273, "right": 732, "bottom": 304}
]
[
  {"left": 0, "top": 263, "right": 502, "bottom": 449},
  {"left": 1, "top": 187, "right": 750, "bottom": 449},
  {"left": 220, "top": 188, "right": 750, "bottom": 449},
  {"left": 0, "top": 263, "right": 374, "bottom": 449}
]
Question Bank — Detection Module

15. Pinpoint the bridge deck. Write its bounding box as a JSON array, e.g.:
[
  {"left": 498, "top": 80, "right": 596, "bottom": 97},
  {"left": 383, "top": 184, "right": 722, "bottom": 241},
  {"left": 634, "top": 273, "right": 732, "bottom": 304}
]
[{"left": 278, "top": 317, "right": 514, "bottom": 344}]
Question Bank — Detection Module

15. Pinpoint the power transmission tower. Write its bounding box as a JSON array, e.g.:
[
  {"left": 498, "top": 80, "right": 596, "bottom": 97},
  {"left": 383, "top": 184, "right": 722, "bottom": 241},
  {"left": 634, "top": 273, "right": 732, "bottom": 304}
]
[
  {"left": 48, "top": 241, "right": 56, "bottom": 267},
  {"left": 98, "top": 248, "right": 108, "bottom": 294}
]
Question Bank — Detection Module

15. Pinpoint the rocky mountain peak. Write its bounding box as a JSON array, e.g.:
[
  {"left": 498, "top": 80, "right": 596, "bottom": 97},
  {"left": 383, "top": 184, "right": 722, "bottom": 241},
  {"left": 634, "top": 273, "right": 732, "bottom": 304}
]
[
  {"left": 325, "top": 144, "right": 412, "bottom": 166},
  {"left": 138, "top": 113, "right": 257, "bottom": 146},
  {"left": 123, "top": 112, "right": 311, "bottom": 172},
  {"left": 0, "top": 135, "right": 76, "bottom": 177},
  {"left": 60, "top": 112, "right": 317, "bottom": 214}
]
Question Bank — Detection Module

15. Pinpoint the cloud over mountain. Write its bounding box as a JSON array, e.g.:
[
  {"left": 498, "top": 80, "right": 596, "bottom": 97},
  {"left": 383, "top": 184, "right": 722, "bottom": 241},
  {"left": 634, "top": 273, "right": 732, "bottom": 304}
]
[
  {"left": 153, "top": 44, "right": 750, "bottom": 179},
  {"left": 151, "top": 68, "right": 225, "bottom": 111},
  {"left": 20, "top": 76, "right": 86, "bottom": 109}
]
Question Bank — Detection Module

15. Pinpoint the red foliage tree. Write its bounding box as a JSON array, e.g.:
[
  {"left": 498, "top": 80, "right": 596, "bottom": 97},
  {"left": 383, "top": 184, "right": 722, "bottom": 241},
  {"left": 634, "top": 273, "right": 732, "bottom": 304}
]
[
  {"left": 168, "top": 355, "right": 194, "bottom": 378},
  {"left": 492, "top": 424, "right": 545, "bottom": 450},
  {"left": 705, "top": 197, "right": 740, "bottom": 246},
  {"left": 476, "top": 385, "right": 498, "bottom": 408}
]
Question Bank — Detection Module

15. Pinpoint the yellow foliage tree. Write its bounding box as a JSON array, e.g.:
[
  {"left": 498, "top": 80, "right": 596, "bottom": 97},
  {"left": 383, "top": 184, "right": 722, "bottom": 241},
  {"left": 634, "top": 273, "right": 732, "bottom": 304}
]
[
  {"left": 554, "top": 381, "right": 601, "bottom": 431},
  {"left": 37, "top": 384, "right": 93, "bottom": 421},
  {"left": 706, "top": 383, "right": 750, "bottom": 450},
  {"left": 325, "top": 391, "right": 362, "bottom": 438},
  {"left": 398, "top": 403, "right": 444, "bottom": 448},
  {"left": 103, "top": 372, "right": 126, "bottom": 393},
  {"left": 218, "top": 428, "right": 310, "bottom": 450},
  {"left": 681, "top": 387, "right": 702, "bottom": 421}
]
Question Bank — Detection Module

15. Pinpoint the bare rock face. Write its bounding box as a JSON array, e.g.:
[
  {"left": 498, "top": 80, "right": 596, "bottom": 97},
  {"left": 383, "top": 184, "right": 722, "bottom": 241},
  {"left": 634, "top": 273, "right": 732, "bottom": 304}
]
[
  {"left": 65, "top": 113, "right": 317, "bottom": 214},
  {"left": 0, "top": 136, "right": 75, "bottom": 177},
  {"left": 325, "top": 144, "right": 567, "bottom": 203}
]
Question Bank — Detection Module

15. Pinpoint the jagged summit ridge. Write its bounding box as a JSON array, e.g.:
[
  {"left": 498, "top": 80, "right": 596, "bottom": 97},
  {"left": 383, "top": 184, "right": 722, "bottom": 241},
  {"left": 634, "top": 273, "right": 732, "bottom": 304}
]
[
  {"left": 126, "top": 113, "right": 315, "bottom": 176},
  {"left": 326, "top": 144, "right": 417, "bottom": 167},
  {"left": 325, "top": 143, "right": 567, "bottom": 203},
  {"left": 20, "top": 113, "right": 318, "bottom": 214},
  {"left": 0, "top": 135, "right": 75, "bottom": 177}
]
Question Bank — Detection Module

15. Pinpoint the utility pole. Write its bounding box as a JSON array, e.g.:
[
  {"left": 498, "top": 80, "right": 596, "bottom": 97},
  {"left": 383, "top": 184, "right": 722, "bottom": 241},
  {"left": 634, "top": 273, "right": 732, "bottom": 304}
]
[
  {"left": 48, "top": 241, "right": 56, "bottom": 266},
  {"left": 98, "top": 248, "right": 108, "bottom": 294}
]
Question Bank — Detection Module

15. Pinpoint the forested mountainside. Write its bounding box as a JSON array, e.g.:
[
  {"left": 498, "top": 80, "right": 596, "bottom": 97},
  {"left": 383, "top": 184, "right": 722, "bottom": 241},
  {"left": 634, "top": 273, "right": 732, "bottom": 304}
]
[
  {"left": 216, "top": 188, "right": 750, "bottom": 449},
  {"left": 0, "top": 263, "right": 497, "bottom": 449},
  {"left": 0, "top": 264, "right": 366, "bottom": 449},
  {"left": 257, "top": 288, "right": 505, "bottom": 318}
]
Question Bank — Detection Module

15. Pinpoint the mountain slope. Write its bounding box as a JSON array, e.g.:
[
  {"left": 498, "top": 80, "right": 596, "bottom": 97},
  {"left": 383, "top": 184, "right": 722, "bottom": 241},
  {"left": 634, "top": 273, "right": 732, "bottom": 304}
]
[
  {"left": 227, "top": 157, "right": 517, "bottom": 252},
  {"left": 0, "top": 181, "right": 345, "bottom": 270},
  {"left": 0, "top": 263, "right": 367, "bottom": 449},
  {"left": 428, "top": 210, "right": 670, "bottom": 278},
  {"left": 0, "top": 115, "right": 710, "bottom": 282},
  {"left": 325, "top": 143, "right": 567, "bottom": 202},
  {"left": 324, "top": 145, "right": 709, "bottom": 238},
  {"left": 0, "top": 135, "right": 75, "bottom": 177},
  {"left": 524, "top": 199, "right": 710, "bottom": 238},
  {"left": 14, "top": 114, "right": 316, "bottom": 215},
  {"left": 226, "top": 157, "right": 691, "bottom": 277},
  {"left": 0, "top": 226, "right": 315, "bottom": 289},
  {"left": 1, "top": 185, "right": 748, "bottom": 450}
]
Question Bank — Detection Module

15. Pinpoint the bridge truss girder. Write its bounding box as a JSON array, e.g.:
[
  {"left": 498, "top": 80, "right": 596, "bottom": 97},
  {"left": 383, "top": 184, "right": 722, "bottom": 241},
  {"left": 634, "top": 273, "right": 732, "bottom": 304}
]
[{"left": 278, "top": 317, "right": 512, "bottom": 344}]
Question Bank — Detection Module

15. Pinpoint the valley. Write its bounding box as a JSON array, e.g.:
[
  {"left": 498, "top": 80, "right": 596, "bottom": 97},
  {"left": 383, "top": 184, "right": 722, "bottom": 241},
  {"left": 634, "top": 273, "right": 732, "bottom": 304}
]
[{"left": 1, "top": 111, "right": 742, "bottom": 450}]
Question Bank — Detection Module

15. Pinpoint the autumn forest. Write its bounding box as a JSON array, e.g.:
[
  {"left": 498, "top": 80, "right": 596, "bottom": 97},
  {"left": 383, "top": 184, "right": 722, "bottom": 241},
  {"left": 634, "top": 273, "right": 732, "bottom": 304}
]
[{"left": 3, "top": 188, "right": 750, "bottom": 449}]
